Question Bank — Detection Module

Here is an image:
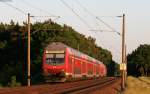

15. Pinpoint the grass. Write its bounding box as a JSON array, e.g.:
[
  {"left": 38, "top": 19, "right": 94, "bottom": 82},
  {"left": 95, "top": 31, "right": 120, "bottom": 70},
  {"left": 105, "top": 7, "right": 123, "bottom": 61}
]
[
  {"left": 139, "top": 76, "right": 150, "bottom": 84},
  {"left": 124, "top": 76, "right": 150, "bottom": 94}
]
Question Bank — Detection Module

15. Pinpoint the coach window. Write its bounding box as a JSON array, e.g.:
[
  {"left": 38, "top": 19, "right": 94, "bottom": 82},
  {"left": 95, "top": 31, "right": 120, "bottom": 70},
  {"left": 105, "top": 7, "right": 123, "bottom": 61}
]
[
  {"left": 55, "top": 53, "right": 65, "bottom": 65},
  {"left": 46, "top": 54, "right": 55, "bottom": 65},
  {"left": 46, "top": 53, "right": 65, "bottom": 65}
]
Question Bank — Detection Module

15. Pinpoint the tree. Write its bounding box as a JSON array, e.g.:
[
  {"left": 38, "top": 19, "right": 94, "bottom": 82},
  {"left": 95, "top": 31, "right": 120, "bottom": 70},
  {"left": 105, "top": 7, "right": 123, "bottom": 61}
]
[{"left": 127, "top": 44, "right": 150, "bottom": 76}]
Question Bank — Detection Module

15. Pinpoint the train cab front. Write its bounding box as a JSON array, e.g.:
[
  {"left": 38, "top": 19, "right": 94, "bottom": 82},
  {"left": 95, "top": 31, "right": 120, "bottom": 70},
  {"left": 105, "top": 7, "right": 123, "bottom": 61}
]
[{"left": 43, "top": 50, "right": 66, "bottom": 82}]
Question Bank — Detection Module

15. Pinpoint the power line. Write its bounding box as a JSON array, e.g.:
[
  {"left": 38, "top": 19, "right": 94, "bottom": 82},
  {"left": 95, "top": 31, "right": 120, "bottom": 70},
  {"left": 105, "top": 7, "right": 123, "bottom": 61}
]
[
  {"left": 73, "top": 0, "right": 108, "bottom": 29},
  {"left": 74, "top": 0, "right": 95, "bottom": 18},
  {"left": 73, "top": 0, "right": 120, "bottom": 35},
  {"left": 59, "top": 0, "right": 93, "bottom": 30},
  {"left": 32, "top": 16, "right": 60, "bottom": 22},
  {"left": 73, "top": 0, "right": 113, "bottom": 50},
  {"left": 2, "top": 2, "right": 60, "bottom": 24},
  {"left": 0, "top": 0, "right": 12, "bottom": 2},
  {"left": 69, "top": 0, "right": 122, "bottom": 56},
  {"left": 96, "top": 17, "right": 121, "bottom": 35},
  {"left": 73, "top": 1, "right": 121, "bottom": 55},
  {"left": 2, "top": 1, "right": 60, "bottom": 19},
  {"left": 96, "top": 17, "right": 115, "bottom": 31},
  {"left": 2, "top": 2, "right": 27, "bottom": 15},
  {"left": 21, "top": 0, "right": 60, "bottom": 18},
  {"left": 62, "top": 0, "right": 105, "bottom": 47},
  {"left": 97, "top": 16, "right": 120, "bottom": 18},
  {"left": 31, "top": 15, "right": 60, "bottom": 18},
  {"left": 73, "top": 0, "right": 102, "bottom": 31}
]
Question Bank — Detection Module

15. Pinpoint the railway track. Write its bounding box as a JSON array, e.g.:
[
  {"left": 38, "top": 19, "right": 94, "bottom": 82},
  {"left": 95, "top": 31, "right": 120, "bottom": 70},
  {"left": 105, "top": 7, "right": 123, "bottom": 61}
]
[
  {"left": 0, "top": 77, "right": 120, "bottom": 94},
  {"left": 56, "top": 77, "right": 118, "bottom": 94}
]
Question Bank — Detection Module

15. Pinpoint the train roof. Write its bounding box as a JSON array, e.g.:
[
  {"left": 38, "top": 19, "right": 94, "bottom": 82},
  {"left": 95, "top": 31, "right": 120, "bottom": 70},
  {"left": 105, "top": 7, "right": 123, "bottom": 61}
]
[
  {"left": 45, "top": 42, "right": 103, "bottom": 64},
  {"left": 67, "top": 47, "right": 103, "bottom": 64},
  {"left": 45, "top": 42, "right": 67, "bottom": 50}
]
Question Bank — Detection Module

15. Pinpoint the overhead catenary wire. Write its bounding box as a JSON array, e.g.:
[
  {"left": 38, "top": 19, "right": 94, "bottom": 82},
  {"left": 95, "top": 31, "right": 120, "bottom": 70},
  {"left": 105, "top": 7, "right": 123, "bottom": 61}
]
[
  {"left": 73, "top": 0, "right": 121, "bottom": 56},
  {"left": 31, "top": 15, "right": 60, "bottom": 18},
  {"left": 96, "top": 17, "right": 121, "bottom": 35},
  {"left": 0, "top": 0, "right": 12, "bottom": 2},
  {"left": 59, "top": 0, "right": 106, "bottom": 50},
  {"left": 2, "top": 2, "right": 61, "bottom": 26},
  {"left": 59, "top": 0, "right": 93, "bottom": 30},
  {"left": 21, "top": 0, "right": 66, "bottom": 25},
  {"left": 2, "top": 1, "right": 62, "bottom": 37},
  {"left": 74, "top": 0, "right": 95, "bottom": 19},
  {"left": 73, "top": 0, "right": 120, "bottom": 35},
  {"left": 21, "top": 0, "right": 60, "bottom": 18},
  {"left": 2, "top": 2, "right": 27, "bottom": 15},
  {"left": 73, "top": 0, "right": 103, "bottom": 32},
  {"left": 31, "top": 15, "right": 61, "bottom": 23},
  {"left": 73, "top": 0, "right": 110, "bottom": 50},
  {"left": 60, "top": 0, "right": 105, "bottom": 50},
  {"left": 73, "top": 0, "right": 109, "bottom": 29},
  {"left": 2, "top": 1, "right": 60, "bottom": 22},
  {"left": 101, "top": 15, "right": 122, "bottom": 18}
]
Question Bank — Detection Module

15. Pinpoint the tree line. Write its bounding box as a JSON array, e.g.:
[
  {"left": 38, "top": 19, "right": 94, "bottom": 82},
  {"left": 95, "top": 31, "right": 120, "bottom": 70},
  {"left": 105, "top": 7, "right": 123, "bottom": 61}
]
[
  {"left": 127, "top": 44, "right": 150, "bottom": 77},
  {"left": 0, "top": 19, "right": 119, "bottom": 86}
]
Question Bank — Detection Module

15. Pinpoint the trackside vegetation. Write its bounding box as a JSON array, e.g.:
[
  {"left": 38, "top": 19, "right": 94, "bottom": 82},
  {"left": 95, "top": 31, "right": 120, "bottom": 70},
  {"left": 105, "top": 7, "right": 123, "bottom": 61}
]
[
  {"left": 124, "top": 76, "right": 150, "bottom": 94},
  {"left": 0, "top": 20, "right": 119, "bottom": 86},
  {"left": 127, "top": 44, "right": 150, "bottom": 77}
]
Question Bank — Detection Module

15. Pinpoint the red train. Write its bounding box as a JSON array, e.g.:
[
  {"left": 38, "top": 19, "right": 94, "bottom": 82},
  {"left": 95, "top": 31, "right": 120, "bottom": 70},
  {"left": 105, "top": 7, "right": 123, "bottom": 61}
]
[{"left": 42, "top": 42, "right": 107, "bottom": 82}]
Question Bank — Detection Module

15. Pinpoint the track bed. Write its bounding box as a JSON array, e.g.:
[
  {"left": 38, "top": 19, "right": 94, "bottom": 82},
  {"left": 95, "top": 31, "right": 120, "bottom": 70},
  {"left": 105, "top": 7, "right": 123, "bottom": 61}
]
[{"left": 0, "top": 77, "right": 121, "bottom": 94}]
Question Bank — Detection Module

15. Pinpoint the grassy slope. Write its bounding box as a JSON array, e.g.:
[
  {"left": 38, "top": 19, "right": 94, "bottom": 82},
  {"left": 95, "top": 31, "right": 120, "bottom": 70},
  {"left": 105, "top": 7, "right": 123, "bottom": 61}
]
[
  {"left": 139, "top": 77, "right": 150, "bottom": 84},
  {"left": 124, "top": 76, "right": 150, "bottom": 94}
]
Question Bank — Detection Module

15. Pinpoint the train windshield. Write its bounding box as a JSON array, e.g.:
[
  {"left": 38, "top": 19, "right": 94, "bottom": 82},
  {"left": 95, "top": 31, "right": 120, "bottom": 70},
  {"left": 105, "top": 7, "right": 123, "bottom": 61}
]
[{"left": 46, "top": 53, "right": 65, "bottom": 65}]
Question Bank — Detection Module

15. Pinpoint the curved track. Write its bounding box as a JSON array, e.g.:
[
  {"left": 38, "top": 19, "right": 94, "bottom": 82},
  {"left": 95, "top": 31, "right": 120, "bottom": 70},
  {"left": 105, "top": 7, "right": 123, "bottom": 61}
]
[{"left": 0, "top": 77, "right": 120, "bottom": 94}]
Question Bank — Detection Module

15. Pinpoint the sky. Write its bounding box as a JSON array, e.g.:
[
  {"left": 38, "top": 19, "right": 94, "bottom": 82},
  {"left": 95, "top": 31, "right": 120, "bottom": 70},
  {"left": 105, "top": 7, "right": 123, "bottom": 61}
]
[{"left": 0, "top": 0, "right": 150, "bottom": 63}]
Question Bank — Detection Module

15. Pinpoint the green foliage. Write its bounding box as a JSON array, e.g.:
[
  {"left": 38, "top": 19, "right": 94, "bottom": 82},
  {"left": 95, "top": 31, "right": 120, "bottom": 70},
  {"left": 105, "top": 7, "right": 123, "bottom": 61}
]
[
  {"left": 107, "top": 60, "right": 120, "bottom": 76},
  {"left": 0, "top": 19, "right": 119, "bottom": 86},
  {"left": 127, "top": 44, "right": 150, "bottom": 77},
  {"left": 9, "top": 76, "right": 21, "bottom": 87},
  {"left": 0, "top": 84, "right": 3, "bottom": 87}
]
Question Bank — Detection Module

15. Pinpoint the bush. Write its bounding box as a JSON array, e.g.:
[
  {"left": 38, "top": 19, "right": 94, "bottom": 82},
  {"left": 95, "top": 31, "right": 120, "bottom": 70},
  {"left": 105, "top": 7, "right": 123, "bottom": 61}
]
[
  {"left": 9, "top": 76, "right": 21, "bottom": 87},
  {"left": 0, "top": 83, "right": 3, "bottom": 87}
]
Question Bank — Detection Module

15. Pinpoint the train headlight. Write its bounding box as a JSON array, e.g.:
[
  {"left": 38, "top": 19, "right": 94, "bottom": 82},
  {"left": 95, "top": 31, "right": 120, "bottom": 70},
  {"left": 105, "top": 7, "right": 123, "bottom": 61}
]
[{"left": 65, "top": 72, "right": 69, "bottom": 76}]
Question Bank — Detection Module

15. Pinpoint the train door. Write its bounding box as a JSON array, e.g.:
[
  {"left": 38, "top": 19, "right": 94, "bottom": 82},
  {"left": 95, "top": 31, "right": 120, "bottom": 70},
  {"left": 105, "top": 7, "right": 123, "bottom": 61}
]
[
  {"left": 87, "top": 62, "right": 93, "bottom": 77},
  {"left": 93, "top": 64, "right": 96, "bottom": 77},
  {"left": 81, "top": 61, "right": 86, "bottom": 76},
  {"left": 74, "top": 58, "right": 82, "bottom": 77},
  {"left": 68, "top": 55, "right": 73, "bottom": 75},
  {"left": 66, "top": 53, "right": 74, "bottom": 78},
  {"left": 96, "top": 64, "right": 99, "bottom": 77},
  {"left": 99, "top": 64, "right": 103, "bottom": 77}
]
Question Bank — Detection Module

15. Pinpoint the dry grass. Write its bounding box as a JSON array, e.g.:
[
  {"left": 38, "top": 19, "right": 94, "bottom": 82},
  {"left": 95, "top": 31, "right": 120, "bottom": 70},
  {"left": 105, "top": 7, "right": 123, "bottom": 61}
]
[
  {"left": 124, "top": 76, "right": 150, "bottom": 94},
  {"left": 139, "top": 76, "right": 150, "bottom": 84}
]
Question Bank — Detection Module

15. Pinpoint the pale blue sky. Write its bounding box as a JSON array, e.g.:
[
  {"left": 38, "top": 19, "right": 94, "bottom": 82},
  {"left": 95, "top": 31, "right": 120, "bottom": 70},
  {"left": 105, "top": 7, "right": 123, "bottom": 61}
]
[{"left": 0, "top": 0, "right": 150, "bottom": 63}]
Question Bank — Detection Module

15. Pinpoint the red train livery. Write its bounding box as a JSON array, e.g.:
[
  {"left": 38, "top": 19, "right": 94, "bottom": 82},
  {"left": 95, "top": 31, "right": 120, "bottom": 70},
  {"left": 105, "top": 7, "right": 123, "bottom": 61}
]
[{"left": 42, "top": 42, "right": 107, "bottom": 82}]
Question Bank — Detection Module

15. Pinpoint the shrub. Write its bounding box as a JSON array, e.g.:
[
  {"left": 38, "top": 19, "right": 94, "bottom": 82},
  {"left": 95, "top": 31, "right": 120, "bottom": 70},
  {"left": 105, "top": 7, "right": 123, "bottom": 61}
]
[{"left": 9, "top": 76, "right": 21, "bottom": 87}]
